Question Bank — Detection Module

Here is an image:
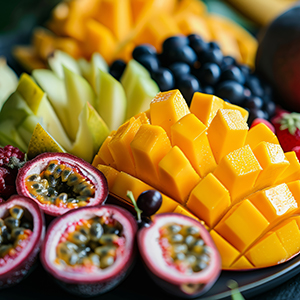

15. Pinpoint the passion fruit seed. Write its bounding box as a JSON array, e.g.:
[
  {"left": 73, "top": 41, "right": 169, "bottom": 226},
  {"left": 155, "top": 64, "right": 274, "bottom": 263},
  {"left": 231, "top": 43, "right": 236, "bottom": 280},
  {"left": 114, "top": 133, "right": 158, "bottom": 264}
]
[
  {"left": 160, "top": 222, "right": 212, "bottom": 274},
  {"left": 56, "top": 216, "right": 123, "bottom": 269},
  {"left": 25, "top": 160, "right": 95, "bottom": 208},
  {"left": 0, "top": 205, "right": 33, "bottom": 258}
]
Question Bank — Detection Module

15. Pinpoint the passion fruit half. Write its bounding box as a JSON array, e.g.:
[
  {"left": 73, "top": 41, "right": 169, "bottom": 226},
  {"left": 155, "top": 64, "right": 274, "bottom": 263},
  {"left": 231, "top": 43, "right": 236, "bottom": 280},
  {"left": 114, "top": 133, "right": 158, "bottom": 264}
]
[
  {"left": 16, "top": 152, "right": 109, "bottom": 216},
  {"left": 40, "top": 204, "right": 137, "bottom": 297},
  {"left": 138, "top": 213, "right": 221, "bottom": 298},
  {"left": 0, "top": 195, "right": 45, "bottom": 288}
]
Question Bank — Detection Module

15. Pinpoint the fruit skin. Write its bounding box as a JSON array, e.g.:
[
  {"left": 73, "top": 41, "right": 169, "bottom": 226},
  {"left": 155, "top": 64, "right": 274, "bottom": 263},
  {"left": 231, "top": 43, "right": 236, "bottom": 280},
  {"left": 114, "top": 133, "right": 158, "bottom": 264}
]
[
  {"left": 255, "top": 4, "right": 300, "bottom": 112},
  {"left": 271, "top": 111, "right": 300, "bottom": 152},
  {"left": 0, "top": 195, "right": 45, "bottom": 288},
  {"left": 40, "top": 204, "right": 137, "bottom": 297},
  {"left": 16, "top": 152, "right": 108, "bottom": 216},
  {"left": 138, "top": 213, "right": 221, "bottom": 298}
]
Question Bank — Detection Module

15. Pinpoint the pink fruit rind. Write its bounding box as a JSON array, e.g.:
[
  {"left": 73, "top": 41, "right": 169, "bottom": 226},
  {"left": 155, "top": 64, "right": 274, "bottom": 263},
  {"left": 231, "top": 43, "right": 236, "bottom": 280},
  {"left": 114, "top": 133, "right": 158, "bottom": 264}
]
[
  {"left": 16, "top": 152, "right": 109, "bottom": 216},
  {"left": 138, "top": 213, "right": 221, "bottom": 298},
  {"left": 0, "top": 195, "right": 45, "bottom": 288},
  {"left": 40, "top": 204, "right": 137, "bottom": 296}
]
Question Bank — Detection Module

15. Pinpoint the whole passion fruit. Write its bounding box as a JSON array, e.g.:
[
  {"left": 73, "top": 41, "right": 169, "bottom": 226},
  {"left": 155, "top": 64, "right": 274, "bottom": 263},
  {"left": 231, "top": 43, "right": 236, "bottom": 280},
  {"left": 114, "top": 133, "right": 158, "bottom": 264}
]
[
  {"left": 16, "top": 152, "right": 108, "bottom": 216},
  {"left": 40, "top": 204, "right": 137, "bottom": 297},
  {"left": 0, "top": 195, "right": 45, "bottom": 288},
  {"left": 138, "top": 213, "right": 221, "bottom": 298}
]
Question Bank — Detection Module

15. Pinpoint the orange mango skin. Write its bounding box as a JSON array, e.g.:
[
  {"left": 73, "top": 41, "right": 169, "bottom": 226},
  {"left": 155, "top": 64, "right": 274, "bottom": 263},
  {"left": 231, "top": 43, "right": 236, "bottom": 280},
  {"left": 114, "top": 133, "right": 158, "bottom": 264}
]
[{"left": 94, "top": 89, "right": 300, "bottom": 270}]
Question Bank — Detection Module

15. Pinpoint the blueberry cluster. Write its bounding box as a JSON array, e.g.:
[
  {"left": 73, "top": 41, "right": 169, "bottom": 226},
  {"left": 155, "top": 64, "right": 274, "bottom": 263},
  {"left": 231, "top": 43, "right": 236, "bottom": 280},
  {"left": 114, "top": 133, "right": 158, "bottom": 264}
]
[{"left": 109, "top": 34, "right": 276, "bottom": 125}]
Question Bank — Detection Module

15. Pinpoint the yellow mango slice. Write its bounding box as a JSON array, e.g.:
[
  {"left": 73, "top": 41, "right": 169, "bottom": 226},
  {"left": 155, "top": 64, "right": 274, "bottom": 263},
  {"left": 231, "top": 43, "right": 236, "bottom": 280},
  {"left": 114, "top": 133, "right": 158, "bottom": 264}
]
[
  {"left": 210, "top": 230, "right": 240, "bottom": 268},
  {"left": 275, "top": 151, "right": 300, "bottom": 185},
  {"left": 171, "top": 113, "right": 216, "bottom": 177},
  {"left": 134, "top": 111, "right": 151, "bottom": 124},
  {"left": 252, "top": 142, "right": 290, "bottom": 190},
  {"left": 108, "top": 117, "right": 141, "bottom": 176},
  {"left": 150, "top": 89, "right": 190, "bottom": 138},
  {"left": 189, "top": 92, "right": 224, "bottom": 127},
  {"left": 207, "top": 109, "right": 249, "bottom": 164},
  {"left": 186, "top": 173, "right": 231, "bottom": 229},
  {"left": 245, "top": 123, "right": 279, "bottom": 150},
  {"left": 248, "top": 183, "right": 298, "bottom": 223},
  {"left": 158, "top": 146, "right": 200, "bottom": 205},
  {"left": 96, "top": 164, "right": 119, "bottom": 190},
  {"left": 245, "top": 232, "right": 288, "bottom": 268},
  {"left": 213, "top": 145, "right": 262, "bottom": 202},
  {"left": 173, "top": 205, "right": 201, "bottom": 222},
  {"left": 130, "top": 124, "right": 171, "bottom": 188},
  {"left": 230, "top": 256, "right": 254, "bottom": 269},
  {"left": 223, "top": 101, "right": 249, "bottom": 122},
  {"left": 215, "top": 200, "right": 270, "bottom": 252},
  {"left": 155, "top": 194, "right": 179, "bottom": 215},
  {"left": 95, "top": 0, "right": 132, "bottom": 42},
  {"left": 287, "top": 180, "right": 300, "bottom": 208}
]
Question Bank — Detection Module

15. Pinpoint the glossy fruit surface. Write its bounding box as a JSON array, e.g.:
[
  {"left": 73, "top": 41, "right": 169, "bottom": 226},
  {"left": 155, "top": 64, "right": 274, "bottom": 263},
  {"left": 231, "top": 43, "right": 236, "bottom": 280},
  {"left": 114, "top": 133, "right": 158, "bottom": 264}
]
[
  {"left": 16, "top": 152, "right": 108, "bottom": 216},
  {"left": 136, "top": 190, "right": 163, "bottom": 217},
  {"left": 40, "top": 204, "right": 137, "bottom": 297},
  {"left": 138, "top": 213, "right": 221, "bottom": 298},
  {"left": 0, "top": 195, "right": 45, "bottom": 288}
]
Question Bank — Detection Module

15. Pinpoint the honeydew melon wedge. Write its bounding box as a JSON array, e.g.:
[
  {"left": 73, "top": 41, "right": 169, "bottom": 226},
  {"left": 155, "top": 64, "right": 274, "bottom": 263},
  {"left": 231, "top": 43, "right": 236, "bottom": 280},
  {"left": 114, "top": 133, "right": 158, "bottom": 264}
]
[
  {"left": 27, "top": 123, "right": 66, "bottom": 160},
  {"left": 121, "top": 59, "right": 159, "bottom": 119},
  {"left": 17, "top": 114, "right": 42, "bottom": 147},
  {"left": 48, "top": 50, "right": 81, "bottom": 79},
  {"left": 16, "top": 73, "right": 73, "bottom": 150},
  {"left": 70, "top": 102, "right": 110, "bottom": 162},
  {"left": 94, "top": 69, "right": 126, "bottom": 131},
  {"left": 88, "top": 52, "right": 109, "bottom": 91}
]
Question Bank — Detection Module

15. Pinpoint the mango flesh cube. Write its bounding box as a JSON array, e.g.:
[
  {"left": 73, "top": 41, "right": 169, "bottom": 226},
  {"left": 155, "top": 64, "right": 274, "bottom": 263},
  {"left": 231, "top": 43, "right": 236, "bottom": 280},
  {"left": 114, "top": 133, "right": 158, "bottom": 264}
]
[
  {"left": 186, "top": 173, "right": 231, "bottom": 229},
  {"left": 158, "top": 146, "right": 200, "bottom": 204},
  {"left": 95, "top": 0, "right": 132, "bottom": 42},
  {"left": 108, "top": 117, "right": 141, "bottom": 176},
  {"left": 189, "top": 92, "right": 224, "bottom": 127},
  {"left": 96, "top": 164, "right": 119, "bottom": 190},
  {"left": 210, "top": 230, "right": 240, "bottom": 268},
  {"left": 248, "top": 183, "right": 298, "bottom": 223},
  {"left": 93, "top": 132, "right": 116, "bottom": 168},
  {"left": 275, "top": 219, "right": 300, "bottom": 258},
  {"left": 207, "top": 109, "right": 248, "bottom": 164},
  {"left": 252, "top": 142, "right": 290, "bottom": 190},
  {"left": 155, "top": 194, "right": 179, "bottom": 215},
  {"left": 171, "top": 113, "right": 217, "bottom": 177},
  {"left": 215, "top": 199, "right": 270, "bottom": 252},
  {"left": 150, "top": 89, "right": 190, "bottom": 138},
  {"left": 130, "top": 124, "right": 171, "bottom": 188},
  {"left": 213, "top": 145, "right": 262, "bottom": 202},
  {"left": 275, "top": 151, "right": 300, "bottom": 184},
  {"left": 230, "top": 256, "right": 253, "bottom": 269},
  {"left": 223, "top": 101, "right": 249, "bottom": 122},
  {"left": 173, "top": 205, "right": 201, "bottom": 222},
  {"left": 245, "top": 123, "right": 279, "bottom": 150},
  {"left": 287, "top": 180, "right": 300, "bottom": 208},
  {"left": 245, "top": 232, "right": 288, "bottom": 268}
]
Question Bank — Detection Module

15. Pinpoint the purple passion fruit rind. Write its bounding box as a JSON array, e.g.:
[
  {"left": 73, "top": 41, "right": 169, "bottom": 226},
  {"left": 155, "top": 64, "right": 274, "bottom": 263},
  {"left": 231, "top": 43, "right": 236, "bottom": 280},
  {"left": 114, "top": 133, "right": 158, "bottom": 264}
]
[
  {"left": 16, "top": 152, "right": 109, "bottom": 216},
  {"left": 138, "top": 213, "right": 221, "bottom": 298},
  {"left": 40, "top": 204, "right": 137, "bottom": 297},
  {"left": 0, "top": 195, "right": 45, "bottom": 288}
]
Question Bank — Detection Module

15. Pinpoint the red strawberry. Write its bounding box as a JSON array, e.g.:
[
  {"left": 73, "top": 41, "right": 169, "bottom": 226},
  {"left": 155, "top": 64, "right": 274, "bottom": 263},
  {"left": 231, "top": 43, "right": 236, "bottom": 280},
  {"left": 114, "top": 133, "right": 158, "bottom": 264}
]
[
  {"left": 292, "top": 146, "right": 300, "bottom": 161},
  {"left": 271, "top": 112, "right": 300, "bottom": 152},
  {"left": 250, "top": 118, "right": 275, "bottom": 133}
]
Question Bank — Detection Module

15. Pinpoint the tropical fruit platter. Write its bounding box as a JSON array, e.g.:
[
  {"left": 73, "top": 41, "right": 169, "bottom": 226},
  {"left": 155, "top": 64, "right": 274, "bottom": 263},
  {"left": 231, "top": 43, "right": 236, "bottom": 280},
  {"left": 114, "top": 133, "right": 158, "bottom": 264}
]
[{"left": 3, "top": 0, "right": 300, "bottom": 299}]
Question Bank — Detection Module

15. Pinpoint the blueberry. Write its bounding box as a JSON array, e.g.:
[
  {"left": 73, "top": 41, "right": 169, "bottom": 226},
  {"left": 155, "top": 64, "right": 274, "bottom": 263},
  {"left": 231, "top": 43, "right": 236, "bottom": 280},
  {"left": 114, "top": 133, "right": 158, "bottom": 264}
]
[
  {"left": 245, "top": 75, "right": 264, "bottom": 97},
  {"left": 168, "top": 62, "right": 191, "bottom": 79},
  {"left": 221, "top": 65, "right": 245, "bottom": 85},
  {"left": 164, "top": 45, "right": 197, "bottom": 66},
  {"left": 151, "top": 68, "right": 175, "bottom": 91},
  {"left": 177, "top": 74, "right": 201, "bottom": 106},
  {"left": 208, "top": 41, "right": 221, "bottom": 50},
  {"left": 187, "top": 33, "right": 203, "bottom": 44},
  {"left": 239, "top": 64, "right": 252, "bottom": 79},
  {"left": 263, "top": 100, "right": 276, "bottom": 118},
  {"left": 221, "top": 56, "right": 236, "bottom": 70},
  {"left": 215, "top": 80, "right": 245, "bottom": 105},
  {"left": 135, "top": 54, "right": 160, "bottom": 73},
  {"left": 248, "top": 108, "right": 269, "bottom": 126},
  {"left": 162, "top": 35, "right": 189, "bottom": 53},
  {"left": 199, "top": 48, "right": 223, "bottom": 66},
  {"left": 109, "top": 59, "right": 126, "bottom": 81},
  {"left": 202, "top": 85, "right": 215, "bottom": 95},
  {"left": 132, "top": 44, "right": 157, "bottom": 60},
  {"left": 197, "top": 62, "right": 221, "bottom": 86},
  {"left": 243, "top": 96, "right": 264, "bottom": 110},
  {"left": 189, "top": 37, "right": 209, "bottom": 57}
]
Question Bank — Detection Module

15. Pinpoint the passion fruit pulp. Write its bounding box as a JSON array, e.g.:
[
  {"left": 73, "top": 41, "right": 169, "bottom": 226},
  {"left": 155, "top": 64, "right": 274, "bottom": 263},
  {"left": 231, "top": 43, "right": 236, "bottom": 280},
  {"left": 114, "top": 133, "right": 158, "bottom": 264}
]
[
  {"left": 0, "top": 195, "right": 45, "bottom": 288},
  {"left": 16, "top": 152, "right": 109, "bottom": 216},
  {"left": 138, "top": 213, "right": 221, "bottom": 298},
  {"left": 40, "top": 204, "right": 137, "bottom": 297}
]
